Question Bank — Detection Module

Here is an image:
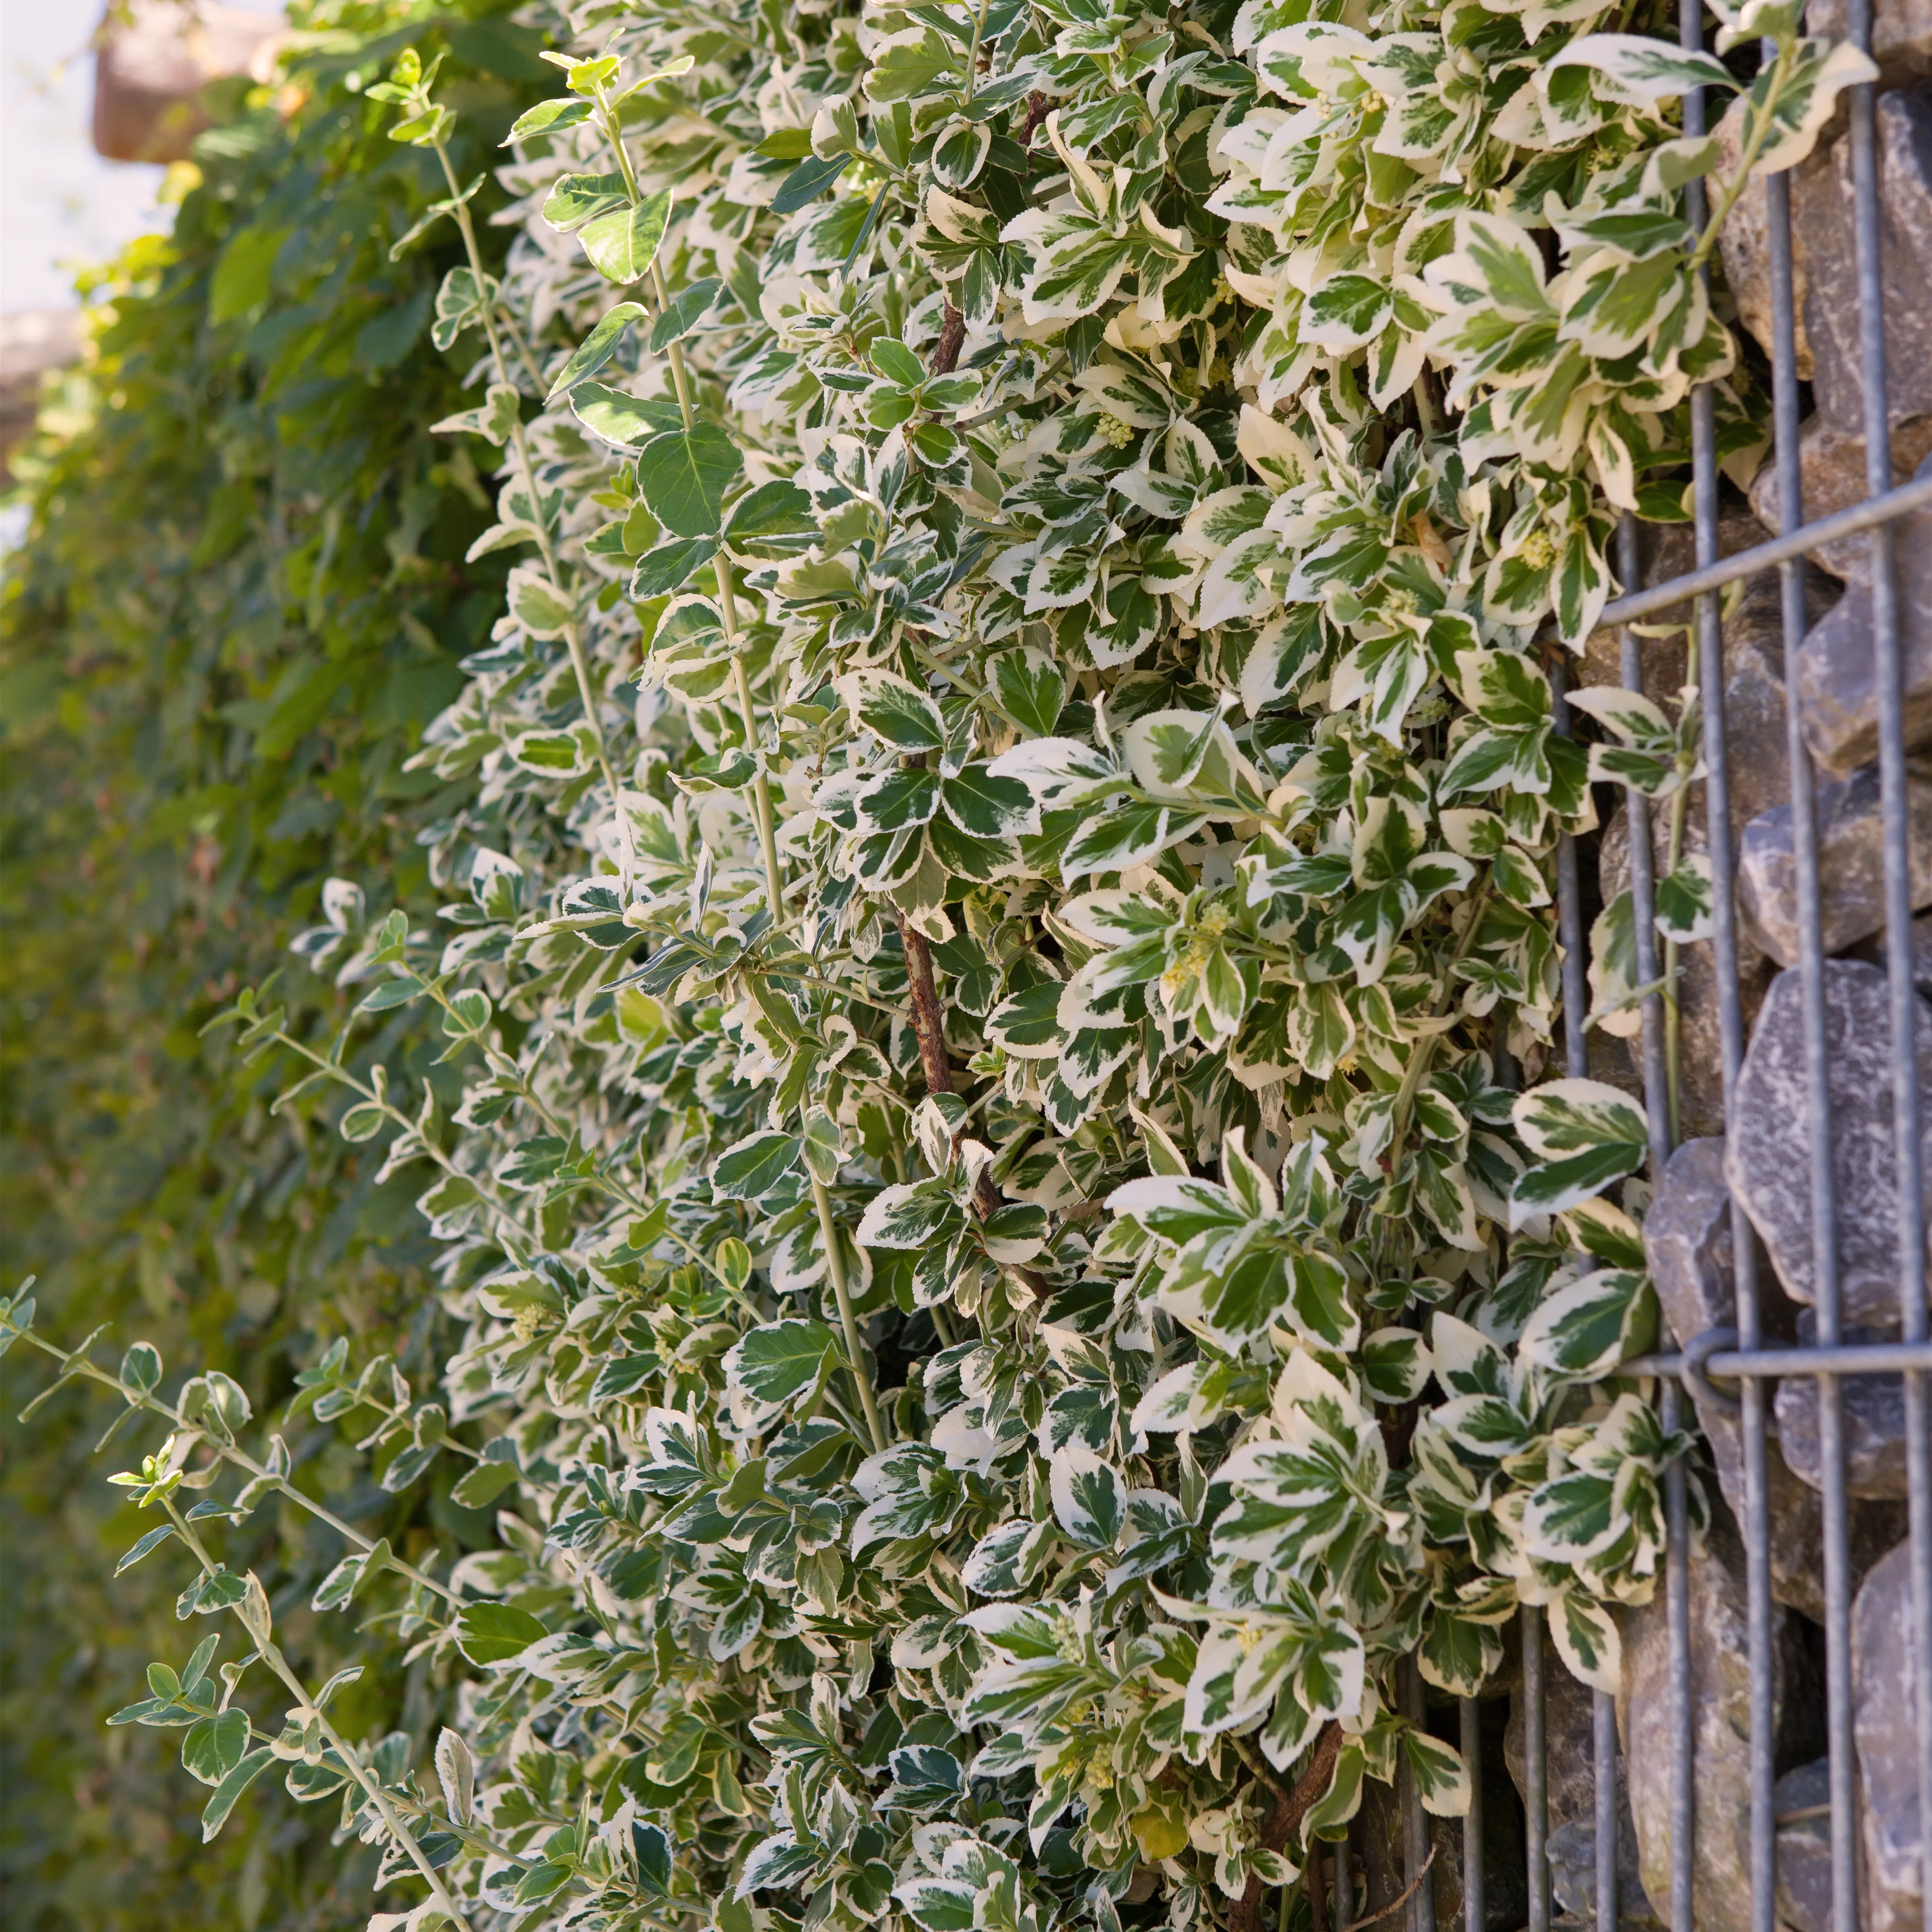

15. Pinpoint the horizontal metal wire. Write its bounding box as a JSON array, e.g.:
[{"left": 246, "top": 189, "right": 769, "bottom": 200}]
[
  {"left": 1624, "top": 1341, "right": 1932, "bottom": 1378},
  {"left": 1582, "top": 470, "right": 1932, "bottom": 630}
]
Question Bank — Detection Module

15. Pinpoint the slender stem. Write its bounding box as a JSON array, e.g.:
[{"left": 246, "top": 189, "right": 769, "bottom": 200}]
[
  {"left": 429, "top": 137, "right": 639, "bottom": 881},
  {"left": 1688, "top": 41, "right": 1794, "bottom": 270},
  {"left": 1387, "top": 875, "right": 1494, "bottom": 1156},
  {"left": 5, "top": 1317, "right": 462, "bottom": 1607},
  {"left": 161, "top": 1502, "right": 475, "bottom": 1932},
  {"left": 962, "top": 0, "right": 990, "bottom": 103},
  {"left": 268, "top": 1029, "right": 543, "bottom": 1246},
  {"left": 646, "top": 256, "right": 788, "bottom": 925},
  {"left": 810, "top": 1175, "right": 887, "bottom": 1452}
]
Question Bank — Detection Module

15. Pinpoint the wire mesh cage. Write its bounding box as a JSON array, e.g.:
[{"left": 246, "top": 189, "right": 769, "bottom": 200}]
[{"left": 1313, "top": 0, "right": 1932, "bottom": 1927}]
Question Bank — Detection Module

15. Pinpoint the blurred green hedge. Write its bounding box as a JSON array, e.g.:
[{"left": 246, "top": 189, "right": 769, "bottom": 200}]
[{"left": 0, "top": 7, "right": 544, "bottom": 1925}]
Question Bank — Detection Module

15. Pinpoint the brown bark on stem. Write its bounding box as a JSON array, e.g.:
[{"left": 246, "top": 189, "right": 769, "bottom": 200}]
[
  {"left": 1019, "top": 89, "right": 1051, "bottom": 146},
  {"left": 931, "top": 304, "right": 965, "bottom": 377},
  {"left": 1227, "top": 1722, "right": 1344, "bottom": 1932},
  {"left": 897, "top": 913, "right": 1002, "bottom": 1224}
]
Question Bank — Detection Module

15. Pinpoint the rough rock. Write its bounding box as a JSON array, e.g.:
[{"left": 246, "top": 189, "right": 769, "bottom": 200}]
[
  {"left": 1643, "top": 1135, "right": 1907, "bottom": 1618},
  {"left": 1749, "top": 411, "right": 1932, "bottom": 581},
  {"left": 1806, "top": 0, "right": 1932, "bottom": 94},
  {"left": 1791, "top": 91, "right": 1932, "bottom": 436},
  {"left": 1794, "top": 454, "right": 1932, "bottom": 777},
  {"left": 93, "top": 0, "right": 282, "bottom": 165},
  {"left": 1851, "top": 908, "right": 1932, "bottom": 996},
  {"left": 1775, "top": 1312, "right": 1912, "bottom": 1498},
  {"left": 1620, "top": 1512, "right": 1824, "bottom": 1932},
  {"left": 1737, "top": 760, "right": 1932, "bottom": 966},
  {"left": 1773, "top": 1758, "right": 1832, "bottom": 1932},
  {"left": 1854, "top": 1540, "right": 1932, "bottom": 1932},
  {"left": 1579, "top": 510, "right": 1802, "bottom": 713},
  {"left": 1727, "top": 960, "right": 1932, "bottom": 1323}
]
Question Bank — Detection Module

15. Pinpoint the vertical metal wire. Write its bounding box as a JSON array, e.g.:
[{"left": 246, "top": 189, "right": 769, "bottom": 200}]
[
  {"left": 1336, "top": 1818, "right": 1355, "bottom": 1932},
  {"left": 1760, "top": 156, "right": 1820, "bottom": 1932},
  {"left": 1522, "top": 1606, "right": 1549, "bottom": 1932},
  {"left": 1459, "top": 1697, "right": 1484, "bottom": 1932},
  {"left": 1616, "top": 513, "right": 1675, "bottom": 1183},
  {"left": 1843, "top": 4, "right": 1932, "bottom": 1923},
  {"left": 1543, "top": 602, "right": 1586, "bottom": 1932},
  {"left": 1533, "top": 595, "right": 1595, "bottom": 1932},
  {"left": 1670, "top": 16, "right": 1731, "bottom": 1932},
  {"left": 1662, "top": 1376, "right": 1694, "bottom": 1932},
  {"left": 1399, "top": 1654, "right": 1437, "bottom": 1932},
  {"left": 1592, "top": 1689, "right": 1618, "bottom": 1932}
]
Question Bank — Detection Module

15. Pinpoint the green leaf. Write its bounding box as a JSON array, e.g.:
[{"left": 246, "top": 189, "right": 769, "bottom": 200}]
[
  {"left": 542, "top": 171, "right": 632, "bottom": 233},
  {"left": 651, "top": 277, "right": 724, "bottom": 350},
  {"left": 1401, "top": 1727, "right": 1472, "bottom": 1816},
  {"left": 200, "top": 1746, "right": 275, "bottom": 1841},
  {"left": 116, "top": 1525, "right": 178, "bottom": 1575},
  {"left": 1509, "top": 1077, "right": 1651, "bottom": 1221},
  {"left": 833, "top": 669, "right": 946, "bottom": 750},
  {"left": 1418, "top": 1610, "right": 1504, "bottom": 1699},
  {"left": 505, "top": 97, "right": 595, "bottom": 143},
  {"left": 120, "top": 1342, "right": 163, "bottom": 1395},
  {"left": 1544, "top": 34, "right": 1738, "bottom": 104},
  {"left": 630, "top": 537, "right": 718, "bottom": 599},
  {"left": 991, "top": 647, "right": 1065, "bottom": 737},
  {"left": 1049, "top": 1445, "right": 1128, "bottom": 1548},
  {"left": 724, "top": 1319, "right": 838, "bottom": 1427},
  {"left": 712, "top": 1130, "right": 803, "bottom": 1200},
  {"left": 572, "top": 382, "right": 685, "bottom": 448},
  {"left": 545, "top": 303, "right": 646, "bottom": 402},
  {"left": 771, "top": 154, "right": 852, "bottom": 215},
  {"left": 579, "top": 191, "right": 673, "bottom": 284},
  {"left": 456, "top": 1601, "right": 550, "bottom": 1666},
  {"left": 723, "top": 479, "right": 815, "bottom": 550},
  {"left": 182, "top": 1708, "right": 251, "bottom": 1786},
  {"left": 635, "top": 426, "right": 745, "bottom": 538},
  {"left": 1519, "top": 1268, "right": 1653, "bottom": 1379},
  {"left": 450, "top": 1458, "right": 522, "bottom": 1508}
]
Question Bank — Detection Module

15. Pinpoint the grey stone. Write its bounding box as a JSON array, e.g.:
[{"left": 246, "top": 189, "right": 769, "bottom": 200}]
[
  {"left": 1773, "top": 1758, "right": 1832, "bottom": 1932},
  {"left": 1776, "top": 1312, "right": 1912, "bottom": 1498},
  {"left": 1854, "top": 1540, "right": 1932, "bottom": 1932},
  {"left": 1794, "top": 455, "right": 1932, "bottom": 778},
  {"left": 1792, "top": 92, "right": 1932, "bottom": 436},
  {"left": 1645, "top": 1135, "right": 1910, "bottom": 1616},
  {"left": 1850, "top": 908, "right": 1932, "bottom": 997},
  {"left": 1620, "top": 1512, "right": 1823, "bottom": 1932},
  {"left": 1737, "top": 761, "right": 1932, "bottom": 967},
  {"left": 1727, "top": 960, "right": 1932, "bottom": 1323},
  {"left": 1749, "top": 411, "right": 1932, "bottom": 581},
  {"left": 1806, "top": 0, "right": 1932, "bottom": 94}
]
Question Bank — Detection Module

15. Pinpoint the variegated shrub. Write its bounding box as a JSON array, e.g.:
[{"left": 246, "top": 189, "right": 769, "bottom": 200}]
[{"left": 4, "top": 0, "right": 1876, "bottom": 1928}]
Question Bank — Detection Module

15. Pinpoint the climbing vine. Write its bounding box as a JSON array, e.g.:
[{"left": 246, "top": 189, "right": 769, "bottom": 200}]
[{"left": 5, "top": 0, "right": 1876, "bottom": 1927}]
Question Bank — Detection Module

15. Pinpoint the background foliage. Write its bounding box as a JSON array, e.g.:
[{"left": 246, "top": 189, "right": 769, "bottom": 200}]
[{"left": 0, "top": 6, "right": 545, "bottom": 1925}]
